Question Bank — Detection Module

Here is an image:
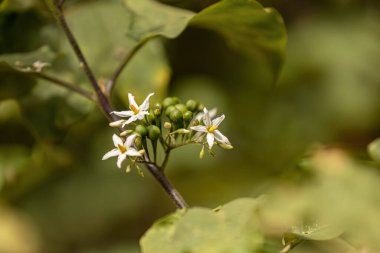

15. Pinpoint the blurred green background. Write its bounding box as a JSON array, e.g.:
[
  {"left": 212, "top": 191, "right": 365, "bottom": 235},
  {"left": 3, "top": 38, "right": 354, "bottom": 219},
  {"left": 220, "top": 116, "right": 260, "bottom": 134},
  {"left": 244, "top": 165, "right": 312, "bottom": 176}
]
[{"left": 1, "top": 0, "right": 380, "bottom": 252}]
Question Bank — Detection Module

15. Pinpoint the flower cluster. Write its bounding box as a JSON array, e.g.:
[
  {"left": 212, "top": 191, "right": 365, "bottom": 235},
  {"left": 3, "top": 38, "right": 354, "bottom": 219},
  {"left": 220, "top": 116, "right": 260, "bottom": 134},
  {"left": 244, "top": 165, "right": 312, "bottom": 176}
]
[{"left": 102, "top": 93, "right": 232, "bottom": 171}]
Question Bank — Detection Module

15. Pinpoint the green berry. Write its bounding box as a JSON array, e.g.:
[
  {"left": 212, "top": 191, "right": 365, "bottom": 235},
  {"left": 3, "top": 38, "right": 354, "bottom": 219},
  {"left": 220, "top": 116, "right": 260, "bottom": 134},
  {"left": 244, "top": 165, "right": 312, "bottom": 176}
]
[
  {"left": 148, "top": 125, "right": 160, "bottom": 141},
  {"left": 175, "top": 103, "right": 187, "bottom": 114},
  {"left": 186, "top": 100, "right": 198, "bottom": 112},
  {"left": 165, "top": 105, "right": 176, "bottom": 117},
  {"left": 135, "top": 125, "right": 147, "bottom": 137},
  {"left": 183, "top": 111, "right": 193, "bottom": 122},
  {"left": 162, "top": 97, "right": 176, "bottom": 108},
  {"left": 170, "top": 109, "right": 183, "bottom": 123},
  {"left": 197, "top": 103, "right": 205, "bottom": 112}
]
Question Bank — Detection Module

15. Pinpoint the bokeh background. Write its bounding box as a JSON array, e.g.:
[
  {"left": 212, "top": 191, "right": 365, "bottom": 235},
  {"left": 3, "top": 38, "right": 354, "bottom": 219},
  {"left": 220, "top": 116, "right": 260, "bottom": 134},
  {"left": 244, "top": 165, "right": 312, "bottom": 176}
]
[{"left": 1, "top": 0, "right": 380, "bottom": 252}]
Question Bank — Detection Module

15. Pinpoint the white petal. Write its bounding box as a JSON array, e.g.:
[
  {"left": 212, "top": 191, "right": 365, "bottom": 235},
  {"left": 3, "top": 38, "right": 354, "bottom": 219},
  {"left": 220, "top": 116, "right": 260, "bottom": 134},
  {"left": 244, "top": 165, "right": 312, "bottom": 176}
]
[
  {"left": 190, "top": 125, "right": 208, "bottom": 133},
  {"left": 203, "top": 108, "right": 211, "bottom": 127},
  {"left": 123, "top": 115, "right": 138, "bottom": 126},
  {"left": 117, "top": 153, "right": 127, "bottom": 168},
  {"left": 136, "top": 111, "right": 148, "bottom": 120},
  {"left": 102, "top": 149, "right": 119, "bottom": 160},
  {"left": 125, "top": 134, "right": 136, "bottom": 148},
  {"left": 206, "top": 133, "right": 215, "bottom": 149},
  {"left": 112, "top": 134, "right": 123, "bottom": 147},
  {"left": 139, "top": 93, "right": 154, "bottom": 111},
  {"left": 111, "top": 110, "right": 134, "bottom": 118},
  {"left": 128, "top": 93, "right": 139, "bottom": 110},
  {"left": 208, "top": 107, "right": 218, "bottom": 118},
  {"left": 126, "top": 148, "right": 142, "bottom": 157},
  {"left": 214, "top": 130, "right": 230, "bottom": 144},
  {"left": 212, "top": 114, "right": 225, "bottom": 127}
]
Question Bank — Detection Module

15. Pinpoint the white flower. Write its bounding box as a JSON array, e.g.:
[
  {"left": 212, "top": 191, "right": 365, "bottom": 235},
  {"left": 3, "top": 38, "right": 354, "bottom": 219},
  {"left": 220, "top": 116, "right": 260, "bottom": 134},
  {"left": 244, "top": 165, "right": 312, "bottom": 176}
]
[
  {"left": 190, "top": 108, "right": 231, "bottom": 149},
  {"left": 102, "top": 134, "right": 142, "bottom": 168},
  {"left": 111, "top": 93, "right": 154, "bottom": 127},
  {"left": 193, "top": 107, "right": 217, "bottom": 122}
]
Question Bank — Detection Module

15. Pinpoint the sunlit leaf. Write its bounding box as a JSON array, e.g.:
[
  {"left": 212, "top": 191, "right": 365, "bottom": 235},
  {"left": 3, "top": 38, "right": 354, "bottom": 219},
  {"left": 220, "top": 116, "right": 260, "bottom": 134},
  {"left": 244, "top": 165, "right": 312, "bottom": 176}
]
[{"left": 140, "top": 198, "right": 263, "bottom": 253}]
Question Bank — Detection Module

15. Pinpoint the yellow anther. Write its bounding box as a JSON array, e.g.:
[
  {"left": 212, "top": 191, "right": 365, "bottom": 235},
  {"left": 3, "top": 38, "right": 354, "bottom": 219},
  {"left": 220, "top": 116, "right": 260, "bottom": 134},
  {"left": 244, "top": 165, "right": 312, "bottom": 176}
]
[
  {"left": 130, "top": 104, "right": 139, "bottom": 114},
  {"left": 208, "top": 126, "right": 218, "bottom": 133},
  {"left": 118, "top": 144, "right": 127, "bottom": 153}
]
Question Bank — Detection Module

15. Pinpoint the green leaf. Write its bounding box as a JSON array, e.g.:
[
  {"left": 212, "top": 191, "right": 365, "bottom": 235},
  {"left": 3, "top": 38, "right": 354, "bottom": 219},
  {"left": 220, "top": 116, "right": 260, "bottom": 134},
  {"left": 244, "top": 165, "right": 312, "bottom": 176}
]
[
  {"left": 290, "top": 224, "right": 344, "bottom": 241},
  {"left": 140, "top": 198, "right": 263, "bottom": 253},
  {"left": 125, "top": 0, "right": 287, "bottom": 82},
  {"left": 190, "top": 0, "right": 287, "bottom": 81},
  {"left": 0, "top": 45, "right": 55, "bottom": 72},
  {"left": 124, "top": 0, "right": 195, "bottom": 40}
]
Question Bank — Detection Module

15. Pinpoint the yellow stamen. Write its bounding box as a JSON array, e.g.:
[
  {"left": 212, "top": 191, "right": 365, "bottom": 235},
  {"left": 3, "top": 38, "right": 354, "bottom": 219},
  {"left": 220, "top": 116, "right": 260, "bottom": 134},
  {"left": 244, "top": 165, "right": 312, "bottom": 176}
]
[
  {"left": 118, "top": 144, "right": 127, "bottom": 153},
  {"left": 208, "top": 126, "right": 218, "bottom": 133},
  {"left": 130, "top": 104, "right": 139, "bottom": 114}
]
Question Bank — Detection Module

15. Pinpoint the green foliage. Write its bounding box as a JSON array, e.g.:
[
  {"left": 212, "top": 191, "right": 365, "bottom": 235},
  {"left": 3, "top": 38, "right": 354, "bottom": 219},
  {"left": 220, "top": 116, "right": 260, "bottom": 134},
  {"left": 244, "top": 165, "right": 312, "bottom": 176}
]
[
  {"left": 190, "top": 0, "right": 286, "bottom": 81},
  {"left": 141, "top": 198, "right": 263, "bottom": 253}
]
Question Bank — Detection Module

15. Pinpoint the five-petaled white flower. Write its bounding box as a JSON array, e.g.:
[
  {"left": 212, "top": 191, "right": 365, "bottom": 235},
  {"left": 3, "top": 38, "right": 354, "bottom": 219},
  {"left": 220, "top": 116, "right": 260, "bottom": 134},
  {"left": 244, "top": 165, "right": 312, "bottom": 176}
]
[
  {"left": 111, "top": 93, "right": 154, "bottom": 127},
  {"left": 190, "top": 108, "right": 231, "bottom": 149},
  {"left": 102, "top": 134, "right": 142, "bottom": 168}
]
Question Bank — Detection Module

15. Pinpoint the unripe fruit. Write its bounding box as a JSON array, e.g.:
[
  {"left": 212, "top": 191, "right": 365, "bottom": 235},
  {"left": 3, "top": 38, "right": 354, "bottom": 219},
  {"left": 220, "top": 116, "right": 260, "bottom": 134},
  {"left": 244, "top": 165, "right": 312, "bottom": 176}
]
[
  {"left": 170, "top": 109, "right": 183, "bottom": 123},
  {"left": 135, "top": 125, "right": 147, "bottom": 137},
  {"left": 175, "top": 103, "right": 187, "bottom": 114},
  {"left": 186, "top": 100, "right": 198, "bottom": 112},
  {"left": 134, "top": 135, "right": 142, "bottom": 149},
  {"left": 162, "top": 97, "right": 176, "bottom": 108},
  {"left": 197, "top": 103, "right": 205, "bottom": 112},
  {"left": 165, "top": 105, "right": 176, "bottom": 117},
  {"left": 153, "top": 103, "right": 162, "bottom": 116},
  {"left": 183, "top": 111, "right": 193, "bottom": 122},
  {"left": 148, "top": 125, "right": 160, "bottom": 141}
]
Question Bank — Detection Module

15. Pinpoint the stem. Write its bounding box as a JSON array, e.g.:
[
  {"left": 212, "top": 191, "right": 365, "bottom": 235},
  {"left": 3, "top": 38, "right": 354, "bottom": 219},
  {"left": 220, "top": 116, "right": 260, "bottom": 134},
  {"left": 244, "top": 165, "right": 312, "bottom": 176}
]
[
  {"left": 30, "top": 72, "right": 96, "bottom": 101},
  {"left": 106, "top": 36, "right": 155, "bottom": 96},
  {"left": 53, "top": 2, "right": 188, "bottom": 209},
  {"left": 54, "top": 2, "right": 117, "bottom": 121},
  {"left": 145, "top": 161, "right": 188, "bottom": 209},
  {"left": 161, "top": 149, "right": 171, "bottom": 170}
]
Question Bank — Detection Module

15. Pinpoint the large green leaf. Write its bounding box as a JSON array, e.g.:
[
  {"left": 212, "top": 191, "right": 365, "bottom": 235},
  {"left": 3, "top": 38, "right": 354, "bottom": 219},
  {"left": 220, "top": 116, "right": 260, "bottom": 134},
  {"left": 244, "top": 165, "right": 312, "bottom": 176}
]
[
  {"left": 190, "top": 0, "right": 286, "bottom": 80},
  {"left": 140, "top": 198, "right": 263, "bottom": 253},
  {"left": 124, "top": 0, "right": 287, "bottom": 81}
]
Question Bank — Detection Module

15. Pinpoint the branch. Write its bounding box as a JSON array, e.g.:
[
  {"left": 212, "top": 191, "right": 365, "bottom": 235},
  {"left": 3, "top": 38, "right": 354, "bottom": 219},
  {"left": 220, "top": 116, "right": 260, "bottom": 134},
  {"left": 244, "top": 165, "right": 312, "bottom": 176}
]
[
  {"left": 105, "top": 36, "right": 155, "bottom": 96},
  {"left": 53, "top": 2, "right": 188, "bottom": 209},
  {"left": 30, "top": 72, "right": 96, "bottom": 101},
  {"left": 145, "top": 161, "right": 188, "bottom": 209},
  {"left": 54, "top": 2, "right": 117, "bottom": 121}
]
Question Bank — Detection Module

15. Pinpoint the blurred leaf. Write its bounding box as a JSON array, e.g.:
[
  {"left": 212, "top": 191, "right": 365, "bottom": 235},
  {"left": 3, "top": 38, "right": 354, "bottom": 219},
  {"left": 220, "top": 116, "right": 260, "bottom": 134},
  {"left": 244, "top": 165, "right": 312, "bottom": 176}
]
[
  {"left": 368, "top": 138, "right": 380, "bottom": 164},
  {"left": 0, "top": 45, "right": 55, "bottom": 71},
  {"left": 125, "top": 0, "right": 287, "bottom": 82},
  {"left": 190, "top": 0, "right": 287, "bottom": 81},
  {"left": 291, "top": 224, "right": 343, "bottom": 241},
  {"left": 140, "top": 198, "right": 263, "bottom": 253},
  {"left": 124, "top": 0, "right": 195, "bottom": 40},
  {"left": 0, "top": 0, "right": 35, "bottom": 12}
]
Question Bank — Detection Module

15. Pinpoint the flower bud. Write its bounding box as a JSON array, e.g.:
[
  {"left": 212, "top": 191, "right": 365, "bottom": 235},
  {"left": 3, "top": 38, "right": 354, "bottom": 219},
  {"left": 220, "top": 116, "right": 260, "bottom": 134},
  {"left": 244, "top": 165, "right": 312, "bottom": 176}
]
[
  {"left": 148, "top": 125, "right": 160, "bottom": 141},
  {"left": 183, "top": 111, "right": 193, "bottom": 123},
  {"left": 120, "top": 130, "right": 134, "bottom": 137},
  {"left": 199, "top": 145, "right": 205, "bottom": 159},
  {"left": 172, "top": 97, "right": 181, "bottom": 104},
  {"left": 135, "top": 125, "right": 148, "bottom": 137},
  {"left": 186, "top": 100, "right": 198, "bottom": 112},
  {"left": 172, "top": 128, "right": 190, "bottom": 134},
  {"left": 134, "top": 135, "right": 142, "bottom": 149},
  {"left": 197, "top": 103, "right": 205, "bottom": 112},
  {"left": 164, "top": 122, "right": 172, "bottom": 129},
  {"left": 175, "top": 103, "right": 187, "bottom": 114},
  {"left": 109, "top": 120, "right": 125, "bottom": 128},
  {"left": 218, "top": 143, "right": 233, "bottom": 150},
  {"left": 153, "top": 103, "right": 162, "bottom": 116},
  {"left": 165, "top": 105, "right": 176, "bottom": 117},
  {"left": 162, "top": 97, "right": 177, "bottom": 108},
  {"left": 169, "top": 109, "right": 183, "bottom": 123}
]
